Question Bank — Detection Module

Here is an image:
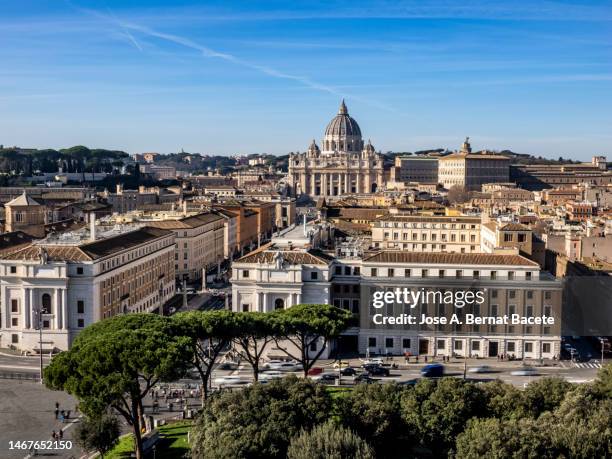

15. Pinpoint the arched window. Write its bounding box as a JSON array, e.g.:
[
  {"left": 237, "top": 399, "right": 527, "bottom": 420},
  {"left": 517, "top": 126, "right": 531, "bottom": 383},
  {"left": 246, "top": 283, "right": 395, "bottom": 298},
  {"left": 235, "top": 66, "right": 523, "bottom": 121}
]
[
  {"left": 274, "top": 298, "right": 285, "bottom": 310},
  {"left": 371, "top": 183, "right": 378, "bottom": 193},
  {"left": 41, "top": 293, "right": 52, "bottom": 314}
]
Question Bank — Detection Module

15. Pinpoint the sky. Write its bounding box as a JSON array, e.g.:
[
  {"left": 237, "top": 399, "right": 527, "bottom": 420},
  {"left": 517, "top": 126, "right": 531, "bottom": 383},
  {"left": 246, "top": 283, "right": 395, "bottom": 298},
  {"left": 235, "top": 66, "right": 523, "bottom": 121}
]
[{"left": 0, "top": 1, "right": 611, "bottom": 160}]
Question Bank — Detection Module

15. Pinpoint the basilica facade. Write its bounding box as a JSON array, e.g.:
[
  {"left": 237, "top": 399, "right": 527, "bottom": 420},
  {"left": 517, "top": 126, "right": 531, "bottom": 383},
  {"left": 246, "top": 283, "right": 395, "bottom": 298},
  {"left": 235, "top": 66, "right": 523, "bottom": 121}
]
[{"left": 288, "top": 101, "right": 384, "bottom": 198}]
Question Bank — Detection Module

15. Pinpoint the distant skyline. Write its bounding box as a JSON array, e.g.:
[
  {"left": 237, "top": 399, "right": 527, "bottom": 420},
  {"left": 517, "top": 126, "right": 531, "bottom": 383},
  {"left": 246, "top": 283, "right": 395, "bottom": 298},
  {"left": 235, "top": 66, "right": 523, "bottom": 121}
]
[{"left": 1, "top": 1, "right": 611, "bottom": 160}]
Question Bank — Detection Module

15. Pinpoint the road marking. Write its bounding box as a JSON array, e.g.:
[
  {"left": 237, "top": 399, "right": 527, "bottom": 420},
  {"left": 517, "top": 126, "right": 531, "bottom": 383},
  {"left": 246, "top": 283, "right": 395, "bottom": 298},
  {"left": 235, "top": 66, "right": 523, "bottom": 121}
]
[{"left": 574, "top": 362, "right": 602, "bottom": 369}]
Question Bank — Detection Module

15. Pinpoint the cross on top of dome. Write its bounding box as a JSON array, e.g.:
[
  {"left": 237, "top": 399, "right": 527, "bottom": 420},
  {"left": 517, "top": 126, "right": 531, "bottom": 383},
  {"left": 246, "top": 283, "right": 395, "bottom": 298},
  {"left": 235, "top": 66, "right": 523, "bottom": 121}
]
[{"left": 338, "top": 99, "right": 348, "bottom": 115}]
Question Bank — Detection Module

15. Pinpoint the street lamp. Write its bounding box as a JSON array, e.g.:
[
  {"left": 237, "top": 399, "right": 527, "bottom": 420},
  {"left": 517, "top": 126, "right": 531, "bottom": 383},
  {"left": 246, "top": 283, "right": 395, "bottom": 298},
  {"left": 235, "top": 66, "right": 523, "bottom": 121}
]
[
  {"left": 599, "top": 338, "right": 605, "bottom": 366},
  {"left": 33, "top": 306, "right": 44, "bottom": 383}
]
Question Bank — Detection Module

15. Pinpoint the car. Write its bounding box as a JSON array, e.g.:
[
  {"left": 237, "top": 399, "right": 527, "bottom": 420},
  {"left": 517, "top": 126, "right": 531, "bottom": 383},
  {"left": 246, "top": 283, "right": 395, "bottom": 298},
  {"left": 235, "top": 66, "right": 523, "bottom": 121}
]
[
  {"left": 213, "top": 375, "right": 249, "bottom": 388},
  {"left": 264, "top": 360, "right": 299, "bottom": 370},
  {"left": 217, "top": 362, "right": 238, "bottom": 371},
  {"left": 366, "top": 366, "right": 390, "bottom": 377},
  {"left": 354, "top": 373, "right": 376, "bottom": 384},
  {"left": 398, "top": 378, "right": 418, "bottom": 387},
  {"left": 421, "top": 363, "right": 444, "bottom": 378},
  {"left": 258, "top": 371, "right": 284, "bottom": 382},
  {"left": 510, "top": 367, "right": 538, "bottom": 376},
  {"left": 266, "top": 362, "right": 301, "bottom": 372},
  {"left": 362, "top": 358, "right": 384, "bottom": 366},
  {"left": 468, "top": 365, "right": 494, "bottom": 374},
  {"left": 332, "top": 361, "right": 350, "bottom": 369},
  {"left": 307, "top": 367, "right": 323, "bottom": 376},
  {"left": 340, "top": 367, "right": 358, "bottom": 376},
  {"left": 313, "top": 373, "right": 338, "bottom": 384},
  {"left": 362, "top": 363, "right": 386, "bottom": 372}
]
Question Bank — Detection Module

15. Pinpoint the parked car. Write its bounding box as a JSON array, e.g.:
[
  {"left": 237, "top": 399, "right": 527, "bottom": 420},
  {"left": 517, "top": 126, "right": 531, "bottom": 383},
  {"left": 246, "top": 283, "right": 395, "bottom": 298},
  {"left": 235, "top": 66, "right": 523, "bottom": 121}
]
[
  {"left": 307, "top": 367, "right": 323, "bottom": 376},
  {"left": 510, "top": 367, "right": 538, "bottom": 376},
  {"left": 421, "top": 363, "right": 444, "bottom": 378},
  {"left": 340, "top": 366, "right": 358, "bottom": 376},
  {"left": 366, "top": 366, "right": 390, "bottom": 377},
  {"left": 468, "top": 365, "right": 494, "bottom": 374}
]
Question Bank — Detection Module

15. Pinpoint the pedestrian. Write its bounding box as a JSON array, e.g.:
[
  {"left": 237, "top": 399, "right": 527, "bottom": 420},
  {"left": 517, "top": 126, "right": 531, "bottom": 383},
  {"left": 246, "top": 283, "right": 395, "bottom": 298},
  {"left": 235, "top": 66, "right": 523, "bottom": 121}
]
[
  {"left": 66, "top": 410, "right": 71, "bottom": 419},
  {"left": 55, "top": 402, "right": 60, "bottom": 410},
  {"left": 51, "top": 430, "right": 56, "bottom": 440},
  {"left": 58, "top": 429, "right": 63, "bottom": 440},
  {"left": 54, "top": 409, "right": 59, "bottom": 420}
]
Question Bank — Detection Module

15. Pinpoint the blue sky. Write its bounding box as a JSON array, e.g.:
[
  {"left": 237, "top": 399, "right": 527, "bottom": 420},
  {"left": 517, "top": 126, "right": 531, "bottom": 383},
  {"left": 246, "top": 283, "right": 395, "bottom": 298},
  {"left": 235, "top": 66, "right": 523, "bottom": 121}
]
[{"left": 1, "top": 1, "right": 611, "bottom": 159}]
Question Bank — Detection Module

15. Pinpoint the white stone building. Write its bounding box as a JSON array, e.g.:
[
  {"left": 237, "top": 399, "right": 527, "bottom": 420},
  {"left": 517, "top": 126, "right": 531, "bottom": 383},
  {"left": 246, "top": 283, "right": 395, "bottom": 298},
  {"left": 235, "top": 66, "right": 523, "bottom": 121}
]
[{"left": 0, "top": 227, "right": 175, "bottom": 352}]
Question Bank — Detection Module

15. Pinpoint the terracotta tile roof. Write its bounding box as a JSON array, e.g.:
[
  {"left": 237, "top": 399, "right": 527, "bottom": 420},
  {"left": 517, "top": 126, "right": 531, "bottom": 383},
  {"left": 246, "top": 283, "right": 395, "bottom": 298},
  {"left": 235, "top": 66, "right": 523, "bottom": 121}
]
[
  {"left": 44, "top": 219, "right": 86, "bottom": 234},
  {"left": 500, "top": 222, "right": 530, "bottom": 231},
  {"left": 2, "top": 245, "right": 92, "bottom": 262},
  {"left": 80, "top": 227, "right": 172, "bottom": 259},
  {"left": 363, "top": 251, "right": 539, "bottom": 267},
  {"left": 326, "top": 208, "right": 388, "bottom": 220},
  {"left": 374, "top": 215, "right": 480, "bottom": 223},
  {"left": 1, "top": 227, "right": 172, "bottom": 262},
  {"left": 236, "top": 249, "right": 331, "bottom": 265},
  {"left": 5, "top": 192, "right": 41, "bottom": 207},
  {"left": 147, "top": 212, "right": 224, "bottom": 229},
  {"left": 0, "top": 231, "right": 36, "bottom": 255}
]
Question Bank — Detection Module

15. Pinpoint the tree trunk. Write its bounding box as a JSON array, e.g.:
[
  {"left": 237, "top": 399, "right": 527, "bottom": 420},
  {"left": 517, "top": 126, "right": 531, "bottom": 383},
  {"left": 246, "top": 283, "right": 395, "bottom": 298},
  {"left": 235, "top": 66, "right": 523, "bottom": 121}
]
[{"left": 131, "top": 402, "right": 144, "bottom": 459}]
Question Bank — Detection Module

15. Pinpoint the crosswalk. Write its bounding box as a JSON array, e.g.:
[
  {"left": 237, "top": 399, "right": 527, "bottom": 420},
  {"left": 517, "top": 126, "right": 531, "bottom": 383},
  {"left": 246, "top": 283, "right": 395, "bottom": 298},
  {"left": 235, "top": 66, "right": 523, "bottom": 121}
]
[
  {"left": 573, "top": 362, "right": 602, "bottom": 369},
  {"left": 560, "top": 361, "right": 602, "bottom": 369}
]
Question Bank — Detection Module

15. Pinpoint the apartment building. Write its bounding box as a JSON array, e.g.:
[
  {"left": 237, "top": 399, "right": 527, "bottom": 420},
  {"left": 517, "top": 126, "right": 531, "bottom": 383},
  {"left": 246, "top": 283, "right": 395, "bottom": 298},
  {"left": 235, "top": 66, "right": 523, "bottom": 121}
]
[
  {"left": 146, "top": 213, "right": 225, "bottom": 281},
  {"left": 0, "top": 227, "right": 175, "bottom": 352},
  {"left": 481, "top": 222, "right": 533, "bottom": 256},
  {"left": 371, "top": 215, "right": 481, "bottom": 253},
  {"left": 360, "top": 252, "right": 562, "bottom": 360},
  {"left": 438, "top": 139, "right": 510, "bottom": 191},
  {"left": 230, "top": 243, "right": 563, "bottom": 360},
  {"left": 391, "top": 156, "right": 439, "bottom": 184}
]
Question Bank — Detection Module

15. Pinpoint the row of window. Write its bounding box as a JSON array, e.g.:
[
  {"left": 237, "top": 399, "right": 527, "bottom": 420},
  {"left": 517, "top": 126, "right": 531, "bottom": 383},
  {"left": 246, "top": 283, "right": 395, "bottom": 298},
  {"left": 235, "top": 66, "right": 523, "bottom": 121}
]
[
  {"left": 370, "top": 268, "right": 533, "bottom": 280},
  {"left": 382, "top": 232, "right": 478, "bottom": 242},
  {"left": 378, "top": 243, "right": 478, "bottom": 252},
  {"left": 367, "top": 337, "right": 552, "bottom": 354},
  {"left": 379, "top": 222, "right": 478, "bottom": 229}
]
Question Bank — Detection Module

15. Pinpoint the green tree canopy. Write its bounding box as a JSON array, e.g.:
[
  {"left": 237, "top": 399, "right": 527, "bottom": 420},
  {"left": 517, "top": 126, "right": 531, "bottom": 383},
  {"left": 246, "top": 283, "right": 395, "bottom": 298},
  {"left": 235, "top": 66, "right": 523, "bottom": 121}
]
[
  {"left": 455, "top": 417, "right": 558, "bottom": 459},
  {"left": 191, "top": 376, "right": 331, "bottom": 459},
  {"left": 337, "top": 383, "right": 408, "bottom": 456},
  {"left": 401, "top": 378, "right": 488, "bottom": 456},
  {"left": 44, "top": 314, "right": 192, "bottom": 459},
  {"left": 287, "top": 422, "right": 374, "bottom": 459}
]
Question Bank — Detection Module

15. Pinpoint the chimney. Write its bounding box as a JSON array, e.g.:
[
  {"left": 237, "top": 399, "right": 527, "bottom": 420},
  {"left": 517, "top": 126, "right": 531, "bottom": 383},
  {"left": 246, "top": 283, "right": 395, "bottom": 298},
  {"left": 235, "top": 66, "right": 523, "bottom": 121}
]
[
  {"left": 303, "top": 214, "right": 307, "bottom": 236},
  {"left": 89, "top": 212, "right": 96, "bottom": 241},
  {"left": 116, "top": 183, "right": 123, "bottom": 194},
  {"left": 182, "top": 200, "right": 188, "bottom": 216}
]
